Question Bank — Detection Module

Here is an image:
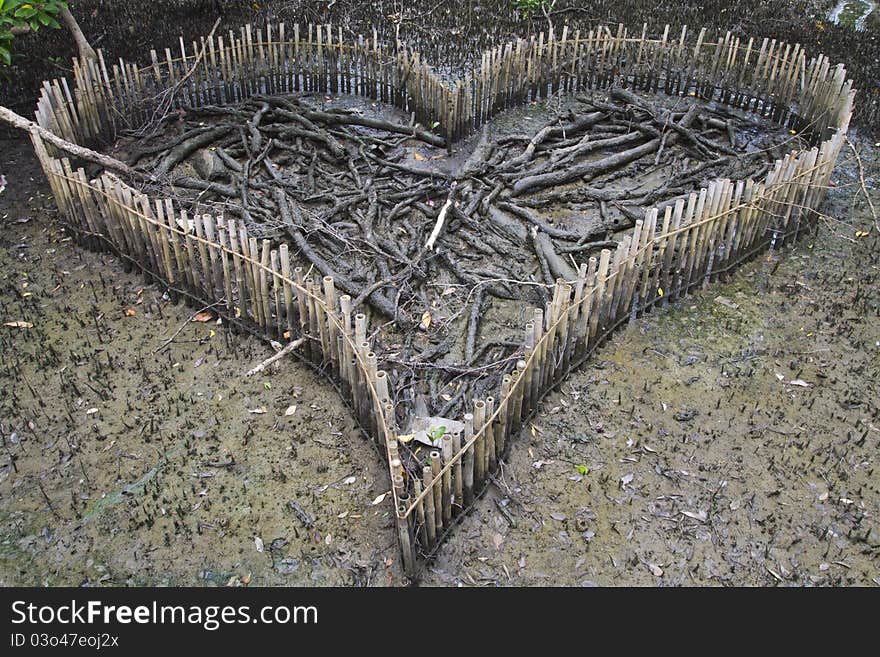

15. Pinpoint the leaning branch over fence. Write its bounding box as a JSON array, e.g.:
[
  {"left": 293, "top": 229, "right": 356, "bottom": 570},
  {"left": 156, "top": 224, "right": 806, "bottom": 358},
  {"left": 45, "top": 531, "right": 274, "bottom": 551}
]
[{"left": 0, "top": 105, "right": 137, "bottom": 178}]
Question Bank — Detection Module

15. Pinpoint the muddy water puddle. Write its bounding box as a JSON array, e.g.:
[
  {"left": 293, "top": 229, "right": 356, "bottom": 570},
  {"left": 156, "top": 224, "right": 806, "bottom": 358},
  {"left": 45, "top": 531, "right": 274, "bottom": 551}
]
[{"left": 827, "top": 0, "right": 877, "bottom": 30}]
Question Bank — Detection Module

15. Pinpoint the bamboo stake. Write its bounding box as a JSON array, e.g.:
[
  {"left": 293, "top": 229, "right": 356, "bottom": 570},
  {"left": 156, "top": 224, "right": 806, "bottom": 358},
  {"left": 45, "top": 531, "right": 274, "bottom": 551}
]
[
  {"left": 430, "top": 451, "right": 443, "bottom": 534},
  {"left": 462, "top": 412, "right": 475, "bottom": 507},
  {"left": 422, "top": 466, "right": 436, "bottom": 546},
  {"left": 441, "top": 432, "right": 453, "bottom": 524}
]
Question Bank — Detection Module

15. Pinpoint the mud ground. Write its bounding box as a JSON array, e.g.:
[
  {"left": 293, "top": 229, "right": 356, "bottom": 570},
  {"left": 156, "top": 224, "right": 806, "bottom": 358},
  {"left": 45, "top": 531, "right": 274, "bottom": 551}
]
[
  {"left": 422, "top": 131, "right": 880, "bottom": 586},
  {"left": 0, "top": 139, "right": 403, "bottom": 586},
  {"left": 2, "top": 130, "right": 878, "bottom": 587}
]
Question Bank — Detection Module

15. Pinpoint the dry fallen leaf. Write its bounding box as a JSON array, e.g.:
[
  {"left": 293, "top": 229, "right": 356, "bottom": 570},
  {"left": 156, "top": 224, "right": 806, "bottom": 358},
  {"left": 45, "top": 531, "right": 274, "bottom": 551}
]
[
  {"left": 397, "top": 433, "right": 415, "bottom": 444},
  {"left": 370, "top": 492, "right": 388, "bottom": 506},
  {"left": 647, "top": 562, "right": 664, "bottom": 577},
  {"left": 284, "top": 404, "right": 297, "bottom": 416},
  {"left": 124, "top": 309, "right": 137, "bottom": 317},
  {"left": 193, "top": 311, "right": 214, "bottom": 323},
  {"left": 248, "top": 406, "right": 267, "bottom": 414},
  {"left": 3, "top": 321, "right": 33, "bottom": 329},
  {"left": 254, "top": 536, "right": 264, "bottom": 553},
  {"left": 682, "top": 509, "right": 708, "bottom": 522},
  {"left": 419, "top": 311, "right": 432, "bottom": 331},
  {"left": 342, "top": 476, "right": 356, "bottom": 485},
  {"left": 413, "top": 152, "right": 426, "bottom": 161}
]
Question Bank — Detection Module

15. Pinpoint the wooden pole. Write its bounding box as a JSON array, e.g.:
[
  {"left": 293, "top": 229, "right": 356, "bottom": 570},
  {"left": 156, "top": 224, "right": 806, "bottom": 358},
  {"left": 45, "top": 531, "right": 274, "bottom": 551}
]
[
  {"left": 422, "top": 465, "right": 437, "bottom": 546},
  {"left": 430, "top": 451, "right": 443, "bottom": 535}
]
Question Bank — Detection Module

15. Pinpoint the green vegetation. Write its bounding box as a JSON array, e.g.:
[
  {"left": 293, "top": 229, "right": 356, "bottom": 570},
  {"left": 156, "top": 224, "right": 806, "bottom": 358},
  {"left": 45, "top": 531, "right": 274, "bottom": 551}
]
[
  {"left": 512, "top": 0, "right": 551, "bottom": 18},
  {"left": 0, "top": 1, "right": 68, "bottom": 64}
]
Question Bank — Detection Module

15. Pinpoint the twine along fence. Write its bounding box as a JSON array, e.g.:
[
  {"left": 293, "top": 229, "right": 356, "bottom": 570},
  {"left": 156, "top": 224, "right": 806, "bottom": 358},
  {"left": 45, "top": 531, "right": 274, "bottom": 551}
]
[{"left": 26, "top": 20, "right": 853, "bottom": 580}]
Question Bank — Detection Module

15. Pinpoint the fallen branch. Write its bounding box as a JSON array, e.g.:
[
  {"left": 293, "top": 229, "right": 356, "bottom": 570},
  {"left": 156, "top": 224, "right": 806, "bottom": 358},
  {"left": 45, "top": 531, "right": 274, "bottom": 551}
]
[
  {"left": 153, "top": 125, "right": 232, "bottom": 176},
  {"left": 1, "top": 105, "right": 137, "bottom": 178},
  {"left": 511, "top": 105, "right": 698, "bottom": 196},
  {"left": 497, "top": 201, "right": 585, "bottom": 241},
  {"left": 154, "top": 302, "right": 224, "bottom": 353},
  {"left": 300, "top": 107, "right": 446, "bottom": 148},
  {"left": 846, "top": 136, "right": 879, "bottom": 234},
  {"left": 424, "top": 184, "right": 457, "bottom": 250},
  {"left": 245, "top": 337, "right": 306, "bottom": 377},
  {"left": 274, "top": 189, "right": 404, "bottom": 322},
  {"left": 456, "top": 125, "right": 494, "bottom": 179},
  {"left": 533, "top": 229, "right": 577, "bottom": 281}
]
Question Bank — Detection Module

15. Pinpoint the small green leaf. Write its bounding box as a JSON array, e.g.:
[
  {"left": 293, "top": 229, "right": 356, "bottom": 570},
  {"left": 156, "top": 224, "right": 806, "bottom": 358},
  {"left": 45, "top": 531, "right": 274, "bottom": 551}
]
[
  {"left": 263, "top": 382, "right": 271, "bottom": 390},
  {"left": 15, "top": 6, "right": 38, "bottom": 19},
  {"left": 575, "top": 464, "right": 589, "bottom": 476}
]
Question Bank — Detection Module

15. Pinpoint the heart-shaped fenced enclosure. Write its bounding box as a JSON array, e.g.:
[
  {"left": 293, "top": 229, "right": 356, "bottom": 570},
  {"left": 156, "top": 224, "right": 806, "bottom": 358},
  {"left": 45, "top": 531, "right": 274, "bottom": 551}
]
[{"left": 27, "top": 20, "right": 853, "bottom": 581}]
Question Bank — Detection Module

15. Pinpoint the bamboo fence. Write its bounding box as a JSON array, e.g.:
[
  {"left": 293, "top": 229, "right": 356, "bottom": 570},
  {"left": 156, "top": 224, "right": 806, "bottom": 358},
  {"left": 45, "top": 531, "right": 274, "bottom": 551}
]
[{"left": 26, "top": 20, "right": 854, "bottom": 581}]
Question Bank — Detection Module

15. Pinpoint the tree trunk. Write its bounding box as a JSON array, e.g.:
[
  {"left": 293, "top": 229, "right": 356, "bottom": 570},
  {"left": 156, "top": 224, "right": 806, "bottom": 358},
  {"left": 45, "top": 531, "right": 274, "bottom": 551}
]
[{"left": 59, "top": 7, "right": 97, "bottom": 62}]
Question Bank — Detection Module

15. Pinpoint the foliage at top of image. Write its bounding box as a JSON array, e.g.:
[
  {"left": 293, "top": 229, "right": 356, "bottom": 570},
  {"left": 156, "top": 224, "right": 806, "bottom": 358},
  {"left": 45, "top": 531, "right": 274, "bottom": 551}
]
[
  {"left": 512, "top": 0, "right": 552, "bottom": 19},
  {"left": 0, "top": 0, "right": 67, "bottom": 65}
]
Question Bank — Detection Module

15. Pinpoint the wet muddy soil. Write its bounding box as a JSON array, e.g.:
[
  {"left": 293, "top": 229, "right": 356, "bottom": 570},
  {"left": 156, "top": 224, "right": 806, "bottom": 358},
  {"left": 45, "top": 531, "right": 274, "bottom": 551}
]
[
  {"left": 0, "top": 139, "right": 403, "bottom": 586},
  {"left": 421, "top": 132, "right": 880, "bottom": 586},
  {"left": 2, "top": 130, "right": 878, "bottom": 586}
]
